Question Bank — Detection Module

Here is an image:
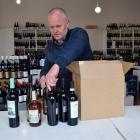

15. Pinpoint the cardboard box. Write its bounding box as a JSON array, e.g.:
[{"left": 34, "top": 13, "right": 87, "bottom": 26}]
[{"left": 68, "top": 60, "right": 133, "bottom": 120}]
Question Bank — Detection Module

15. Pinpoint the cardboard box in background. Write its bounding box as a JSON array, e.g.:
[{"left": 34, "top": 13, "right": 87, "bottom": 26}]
[{"left": 68, "top": 60, "right": 133, "bottom": 120}]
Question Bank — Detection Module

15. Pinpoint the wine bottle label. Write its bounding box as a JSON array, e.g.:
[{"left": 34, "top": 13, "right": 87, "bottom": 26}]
[
  {"left": 23, "top": 95, "right": 27, "bottom": 102},
  {"left": 18, "top": 95, "right": 23, "bottom": 103},
  {"left": 11, "top": 72, "right": 16, "bottom": 78},
  {"left": 7, "top": 101, "right": 16, "bottom": 118},
  {"left": 5, "top": 72, "right": 9, "bottom": 79},
  {"left": 29, "top": 110, "right": 39, "bottom": 123},
  {"left": 41, "top": 89, "right": 43, "bottom": 96},
  {"left": 17, "top": 71, "right": 21, "bottom": 78},
  {"left": 23, "top": 71, "right": 28, "bottom": 77},
  {"left": 70, "top": 101, "right": 78, "bottom": 118},
  {"left": 63, "top": 101, "right": 67, "bottom": 112},
  {"left": 36, "top": 89, "right": 40, "bottom": 96},
  {"left": 56, "top": 103, "right": 58, "bottom": 115},
  {"left": 0, "top": 72, "right": 3, "bottom": 78},
  {"left": 0, "top": 97, "right": 3, "bottom": 103},
  {"left": 30, "top": 70, "right": 33, "bottom": 75},
  {"left": 39, "top": 59, "right": 45, "bottom": 67}
]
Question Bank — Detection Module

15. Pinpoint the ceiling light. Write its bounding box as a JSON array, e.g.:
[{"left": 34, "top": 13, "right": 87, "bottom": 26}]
[
  {"left": 95, "top": 2, "right": 101, "bottom": 13},
  {"left": 16, "top": 0, "right": 21, "bottom": 5}
]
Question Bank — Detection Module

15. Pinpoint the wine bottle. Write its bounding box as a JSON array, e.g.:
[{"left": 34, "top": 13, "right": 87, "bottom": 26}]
[
  {"left": 43, "top": 87, "right": 48, "bottom": 115},
  {"left": 7, "top": 78, "right": 20, "bottom": 128},
  {"left": 15, "top": 81, "right": 23, "bottom": 103},
  {"left": 1, "top": 56, "right": 4, "bottom": 79},
  {"left": 67, "top": 81, "right": 78, "bottom": 126},
  {"left": 15, "top": 56, "right": 22, "bottom": 79},
  {"left": 0, "top": 61, "right": 3, "bottom": 79},
  {"left": 22, "top": 56, "right": 29, "bottom": 78},
  {"left": 58, "top": 78, "right": 68, "bottom": 122},
  {"left": 28, "top": 90, "right": 42, "bottom": 127},
  {"left": 47, "top": 88, "right": 58, "bottom": 126},
  {"left": 0, "top": 83, "right": 4, "bottom": 105},
  {"left": 4, "top": 56, "right": 10, "bottom": 79},
  {"left": 26, "top": 75, "right": 32, "bottom": 121},
  {"left": 34, "top": 79, "right": 41, "bottom": 98}
]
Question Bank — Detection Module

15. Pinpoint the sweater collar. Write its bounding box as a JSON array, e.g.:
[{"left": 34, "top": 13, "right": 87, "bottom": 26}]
[{"left": 53, "top": 29, "right": 70, "bottom": 46}]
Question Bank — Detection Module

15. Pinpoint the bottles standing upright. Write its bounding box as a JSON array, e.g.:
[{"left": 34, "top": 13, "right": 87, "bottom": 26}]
[
  {"left": 7, "top": 78, "right": 20, "bottom": 128},
  {"left": 67, "top": 81, "right": 78, "bottom": 126}
]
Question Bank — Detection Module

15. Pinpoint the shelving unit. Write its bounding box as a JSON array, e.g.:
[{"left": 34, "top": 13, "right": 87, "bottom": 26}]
[
  {"left": 105, "top": 23, "right": 140, "bottom": 61},
  {"left": 14, "top": 27, "right": 52, "bottom": 55}
]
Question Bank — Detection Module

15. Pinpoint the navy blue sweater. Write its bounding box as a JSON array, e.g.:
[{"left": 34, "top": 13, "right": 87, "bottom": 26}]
[{"left": 40, "top": 27, "right": 93, "bottom": 79}]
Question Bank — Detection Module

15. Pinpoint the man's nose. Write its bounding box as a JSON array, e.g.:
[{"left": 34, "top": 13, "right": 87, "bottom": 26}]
[{"left": 53, "top": 27, "right": 58, "bottom": 33}]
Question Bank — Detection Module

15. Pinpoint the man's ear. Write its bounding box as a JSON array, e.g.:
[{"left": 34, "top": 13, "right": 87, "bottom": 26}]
[{"left": 66, "top": 19, "right": 70, "bottom": 27}]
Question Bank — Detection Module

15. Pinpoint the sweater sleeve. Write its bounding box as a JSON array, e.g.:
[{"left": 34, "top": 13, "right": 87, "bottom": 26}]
[{"left": 55, "top": 28, "right": 90, "bottom": 69}]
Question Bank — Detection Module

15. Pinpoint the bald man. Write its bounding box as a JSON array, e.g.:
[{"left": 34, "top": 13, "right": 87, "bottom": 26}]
[{"left": 40, "top": 8, "right": 93, "bottom": 91}]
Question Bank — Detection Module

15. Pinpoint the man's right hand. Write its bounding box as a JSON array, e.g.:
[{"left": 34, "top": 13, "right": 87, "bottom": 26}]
[
  {"left": 39, "top": 64, "right": 59, "bottom": 91},
  {"left": 40, "top": 75, "right": 47, "bottom": 89}
]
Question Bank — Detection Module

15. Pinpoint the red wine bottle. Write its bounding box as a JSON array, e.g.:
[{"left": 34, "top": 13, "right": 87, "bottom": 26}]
[
  {"left": 67, "top": 81, "right": 78, "bottom": 126},
  {"left": 26, "top": 75, "right": 32, "bottom": 121},
  {"left": 59, "top": 78, "right": 68, "bottom": 122},
  {"left": 47, "top": 88, "right": 58, "bottom": 126},
  {"left": 7, "top": 78, "right": 20, "bottom": 128},
  {"left": 43, "top": 87, "right": 48, "bottom": 115}
]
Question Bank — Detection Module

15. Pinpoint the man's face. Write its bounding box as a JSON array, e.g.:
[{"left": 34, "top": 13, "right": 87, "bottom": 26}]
[{"left": 48, "top": 12, "right": 69, "bottom": 41}]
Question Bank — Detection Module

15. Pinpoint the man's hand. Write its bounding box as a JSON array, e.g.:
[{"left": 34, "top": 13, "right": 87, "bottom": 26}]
[
  {"left": 40, "top": 75, "right": 46, "bottom": 89},
  {"left": 40, "top": 64, "right": 60, "bottom": 91}
]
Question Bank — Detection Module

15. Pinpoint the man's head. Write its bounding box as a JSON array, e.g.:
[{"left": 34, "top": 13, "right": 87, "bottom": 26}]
[{"left": 47, "top": 8, "right": 69, "bottom": 42}]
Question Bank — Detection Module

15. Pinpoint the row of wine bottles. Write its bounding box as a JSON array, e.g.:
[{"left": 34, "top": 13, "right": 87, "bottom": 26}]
[
  {"left": 14, "top": 30, "right": 51, "bottom": 40},
  {"left": 0, "top": 76, "right": 41, "bottom": 110},
  {"left": 14, "top": 40, "right": 48, "bottom": 49},
  {"left": 42, "top": 79, "right": 78, "bottom": 126},
  {"left": 7, "top": 77, "right": 78, "bottom": 128},
  {"left": 106, "top": 23, "right": 140, "bottom": 30},
  {"left": 107, "top": 40, "right": 133, "bottom": 49},
  {"left": 14, "top": 22, "right": 47, "bottom": 30},
  {"left": 0, "top": 54, "right": 45, "bottom": 79},
  {"left": 93, "top": 50, "right": 140, "bottom": 65}
]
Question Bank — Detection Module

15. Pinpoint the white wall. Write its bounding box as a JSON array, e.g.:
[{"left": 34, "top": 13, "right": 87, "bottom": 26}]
[
  {"left": 0, "top": 28, "right": 14, "bottom": 56},
  {"left": 0, "top": 0, "right": 140, "bottom": 52}
]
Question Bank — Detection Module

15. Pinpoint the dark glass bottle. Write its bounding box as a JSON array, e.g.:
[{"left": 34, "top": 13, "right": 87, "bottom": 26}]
[
  {"left": 1, "top": 56, "right": 5, "bottom": 79},
  {"left": 4, "top": 56, "right": 10, "bottom": 79},
  {"left": 22, "top": 56, "right": 28, "bottom": 78},
  {"left": 43, "top": 87, "right": 48, "bottom": 115},
  {"left": 58, "top": 78, "right": 68, "bottom": 122},
  {"left": 0, "top": 61, "right": 3, "bottom": 79},
  {"left": 0, "top": 83, "right": 4, "bottom": 107},
  {"left": 67, "top": 81, "right": 78, "bottom": 126},
  {"left": 7, "top": 78, "right": 20, "bottom": 128},
  {"left": 34, "top": 79, "right": 41, "bottom": 98},
  {"left": 28, "top": 90, "right": 42, "bottom": 127},
  {"left": 15, "top": 56, "right": 22, "bottom": 79},
  {"left": 15, "top": 81, "right": 23, "bottom": 103},
  {"left": 26, "top": 75, "right": 32, "bottom": 121},
  {"left": 47, "top": 88, "right": 58, "bottom": 126},
  {"left": 10, "top": 56, "right": 16, "bottom": 78},
  {"left": 22, "top": 82, "right": 28, "bottom": 102}
]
